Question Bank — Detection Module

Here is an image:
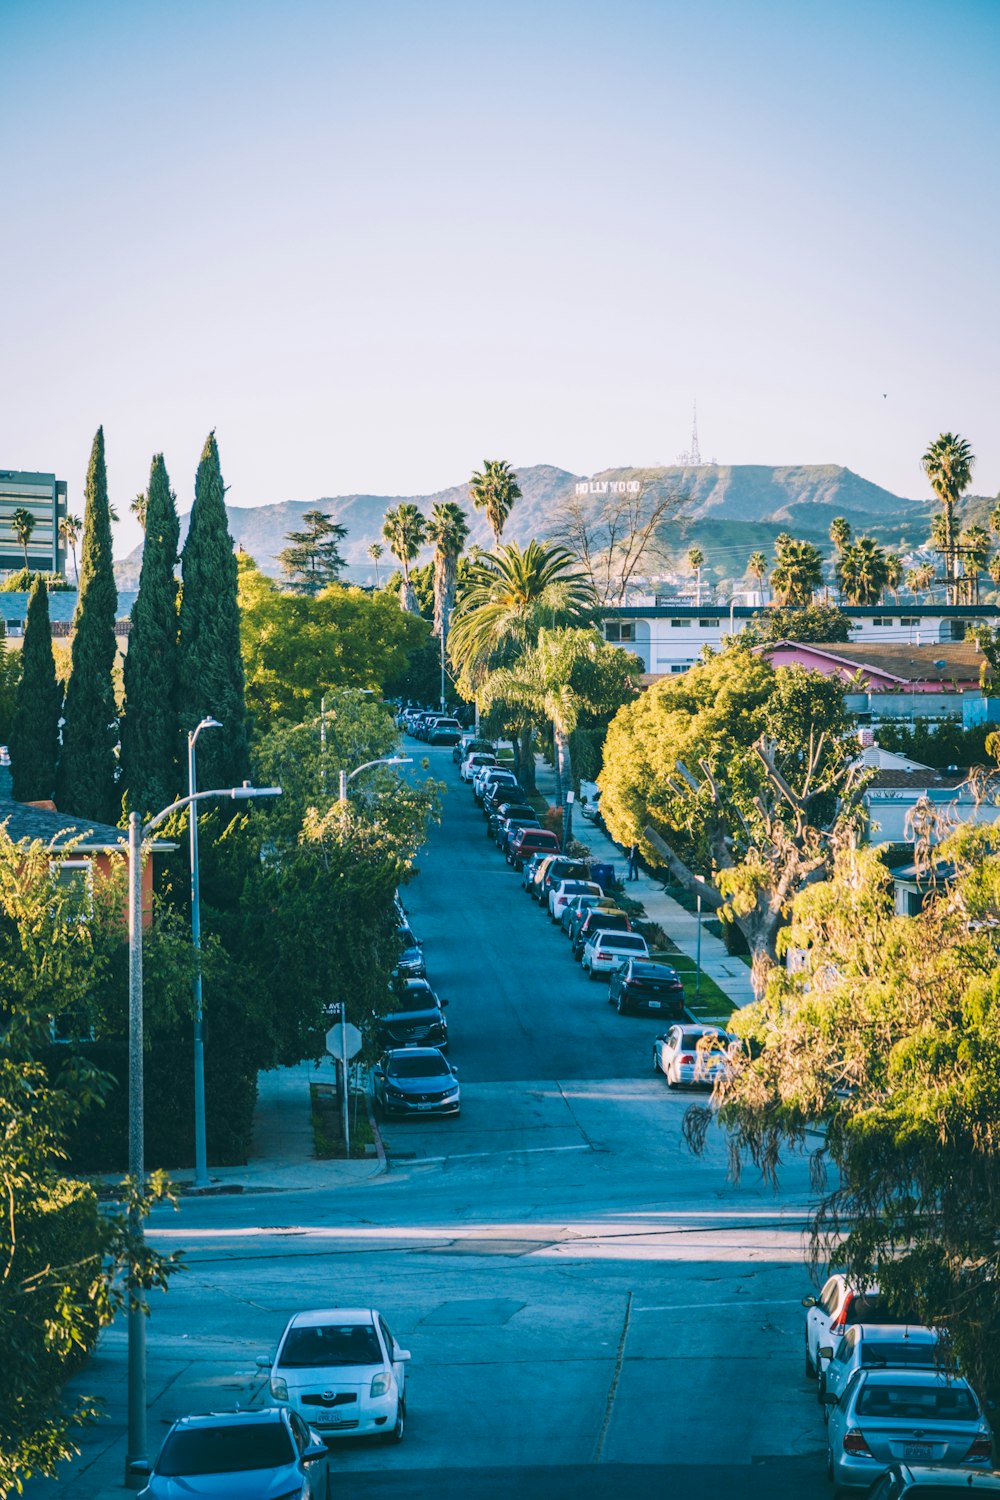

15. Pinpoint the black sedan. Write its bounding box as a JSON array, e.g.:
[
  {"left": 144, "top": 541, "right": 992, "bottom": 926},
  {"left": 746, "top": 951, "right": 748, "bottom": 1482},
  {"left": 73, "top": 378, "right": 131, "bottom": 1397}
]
[
  {"left": 372, "top": 1048, "right": 461, "bottom": 1118},
  {"left": 608, "top": 959, "right": 686, "bottom": 1017},
  {"left": 377, "top": 980, "right": 449, "bottom": 1051}
]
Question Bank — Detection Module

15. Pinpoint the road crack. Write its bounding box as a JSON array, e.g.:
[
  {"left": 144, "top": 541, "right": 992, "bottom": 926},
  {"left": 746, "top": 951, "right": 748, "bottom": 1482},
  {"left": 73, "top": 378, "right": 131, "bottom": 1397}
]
[{"left": 594, "top": 1289, "right": 632, "bottom": 1463}]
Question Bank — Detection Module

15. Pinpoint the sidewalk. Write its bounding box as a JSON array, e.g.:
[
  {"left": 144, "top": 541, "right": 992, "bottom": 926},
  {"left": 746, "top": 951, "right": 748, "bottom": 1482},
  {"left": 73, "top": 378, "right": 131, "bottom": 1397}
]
[{"left": 533, "top": 758, "right": 756, "bottom": 1012}]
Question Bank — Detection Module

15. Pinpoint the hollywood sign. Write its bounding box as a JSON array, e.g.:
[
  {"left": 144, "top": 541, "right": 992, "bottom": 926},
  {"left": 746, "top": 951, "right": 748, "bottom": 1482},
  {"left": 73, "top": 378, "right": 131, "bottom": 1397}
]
[{"left": 575, "top": 480, "right": 641, "bottom": 496}]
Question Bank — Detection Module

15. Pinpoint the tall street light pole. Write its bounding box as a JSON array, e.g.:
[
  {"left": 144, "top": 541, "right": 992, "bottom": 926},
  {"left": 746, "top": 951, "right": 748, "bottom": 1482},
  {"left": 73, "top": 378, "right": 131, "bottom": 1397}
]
[
  {"left": 188, "top": 717, "right": 222, "bottom": 1191},
  {"left": 338, "top": 755, "right": 412, "bottom": 804},
  {"left": 125, "top": 778, "right": 281, "bottom": 1488}
]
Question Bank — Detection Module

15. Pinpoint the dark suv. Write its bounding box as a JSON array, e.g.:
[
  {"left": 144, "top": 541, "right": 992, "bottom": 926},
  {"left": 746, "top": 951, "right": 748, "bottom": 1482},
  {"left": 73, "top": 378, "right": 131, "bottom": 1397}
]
[
  {"left": 532, "top": 857, "right": 591, "bottom": 903},
  {"left": 376, "top": 979, "right": 449, "bottom": 1051},
  {"left": 572, "top": 907, "right": 630, "bottom": 959},
  {"left": 608, "top": 959, "right": 685, "bottom": 1017}
]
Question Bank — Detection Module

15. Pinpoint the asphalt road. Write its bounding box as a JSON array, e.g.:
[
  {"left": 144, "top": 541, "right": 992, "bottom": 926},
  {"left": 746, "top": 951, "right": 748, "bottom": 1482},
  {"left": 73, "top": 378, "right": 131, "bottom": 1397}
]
[{"left": 34, "top": 744, "right": 831, "bottom": 1500}]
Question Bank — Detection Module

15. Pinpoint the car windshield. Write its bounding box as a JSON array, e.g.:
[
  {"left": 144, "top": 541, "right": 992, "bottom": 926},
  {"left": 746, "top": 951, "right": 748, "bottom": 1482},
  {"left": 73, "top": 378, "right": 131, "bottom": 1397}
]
[
  {"left": 681, "top": 1031, "right": 724, "bottom": 1049},
  {"left": 630, "top": 976, "right": 679, "bottom": 991},
  {"left": 157, "top": 1423, "right": 294, "bottom": 1475},
  {"left": 862, "top": 1342, "right": 939, "bottom": 1367},
  {"left": 280, "top": 1322, "right": 383, "bottom": 1368},
  {"left": 562, "top": 882, "right": 597, "bottom": 896},
  {"left": 389, "top": 1055, "right": 451, "bottom": 1078},
  {"left": 856, "top": 1382, "right": 977, "bottom": 1420}
]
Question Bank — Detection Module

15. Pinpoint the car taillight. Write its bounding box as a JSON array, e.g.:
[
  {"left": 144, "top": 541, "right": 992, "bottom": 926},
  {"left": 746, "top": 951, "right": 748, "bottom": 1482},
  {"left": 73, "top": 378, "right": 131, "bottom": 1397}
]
[
  {"left": 679, "top": 1054, "right": 695, "bottom": 1065},
  {"left": 596, "top": 951, "right": 608, "bottom": 960},
  {"left": 842, "top": 1430, "right": 871, "bottom": 1457},
  {"left": 966, "top": 1435, "right": 993, "bottom": 1459}
]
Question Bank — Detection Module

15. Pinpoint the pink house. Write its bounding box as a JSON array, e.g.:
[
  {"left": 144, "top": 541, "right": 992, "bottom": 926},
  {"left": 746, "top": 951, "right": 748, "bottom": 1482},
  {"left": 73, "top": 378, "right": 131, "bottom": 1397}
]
[{"left": 757, "top": 640, "right": 985, "bottom": 693}]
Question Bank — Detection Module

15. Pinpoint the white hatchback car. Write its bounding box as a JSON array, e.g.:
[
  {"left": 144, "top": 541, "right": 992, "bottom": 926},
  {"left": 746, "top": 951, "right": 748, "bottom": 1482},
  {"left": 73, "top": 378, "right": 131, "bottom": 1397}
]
[
  {"left": 803, "top": 1274, "right": 895, "bottom": 1383},
  {"left": 549, "top": 879, "right": 603, "bottom": 923},
  {"left": 461, "top": 752, "right": 496, "bottom": 782},
  {"left": 653, "top": 1024, "right": 737, "bottom": 1087},
  {"left": 582, "top": 928, "right": 649, "bottom": 976},
  {"left": 263, "top": 1307, "right": 410, "bottom": 1443},
  {"left": 822, "top": 1325, "right": 947, "bottom": 1411}
]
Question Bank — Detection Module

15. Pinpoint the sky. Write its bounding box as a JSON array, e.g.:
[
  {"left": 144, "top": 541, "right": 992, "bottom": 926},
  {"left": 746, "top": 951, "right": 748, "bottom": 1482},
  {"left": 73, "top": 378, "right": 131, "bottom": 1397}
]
[{"left": 3, "top": 0, "right": 998, "bottom": 558}]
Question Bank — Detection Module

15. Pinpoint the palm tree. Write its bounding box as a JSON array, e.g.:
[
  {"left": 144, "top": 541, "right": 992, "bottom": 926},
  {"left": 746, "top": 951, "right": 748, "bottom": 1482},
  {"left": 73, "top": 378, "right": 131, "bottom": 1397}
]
[
  {"left": 747, "top": 550, "right": 768, "bottom": 602},
  {"left": 769, "top": 538, "right": 823, "bottom": 607},
  {"left": 835, "top": 536, "right": 890, "bottom": 606},
  {"left": 10, "top": 508, "right": 36, "bottom": 570},
  {"left": 960, "top": 525, "right": 991, "bottom": 604},
  {"left": 829, "top": 516, "right": 852, "bottom": 554},
  {"left": 884, "top": 552, "right": 904, "bottom": 604},
  {"left": 59, "top": 513, "right": 82, "bottom": 582},
  {"left": 425, "top": 501, "right": 470, "bottom": 641},
  {"left": 687, "top": 546, "right": 705, "bottom": 606},
  {"left": 382, "top": 503, "right": 426, "bottom": 613},
  {"left": 448, "top": 540, "right": 596, "bottom": 792},
  {"left": 367, "top": 541, "right": 384, "bottom": 586},
  {"left": 469, "top": 459, "right": 522, "bottom": 549},
  {"left": 989, "top": 556, "right": 1000, "bottom": 590},
  {"left": 922, "top": 432, "right": 975, "bottom": 604},
  {"left": 909, "top": 562, "right": 935, "bottom": 602},
  {"left": 131, "top": 491, "right": 148, "bottom": 530}
]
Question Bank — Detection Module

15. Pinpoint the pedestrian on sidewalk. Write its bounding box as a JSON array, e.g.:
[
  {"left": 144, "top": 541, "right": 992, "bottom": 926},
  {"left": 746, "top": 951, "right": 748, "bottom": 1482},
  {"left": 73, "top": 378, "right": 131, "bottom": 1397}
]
[{"left": 626, "top": 843, "right": 640, "bottom": 881}]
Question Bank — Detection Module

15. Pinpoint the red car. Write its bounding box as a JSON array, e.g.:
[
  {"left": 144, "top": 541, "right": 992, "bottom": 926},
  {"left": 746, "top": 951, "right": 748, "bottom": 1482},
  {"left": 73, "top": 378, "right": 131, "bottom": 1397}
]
[{"left": 507, "top": 827, "right": 560, "bottom": 870}]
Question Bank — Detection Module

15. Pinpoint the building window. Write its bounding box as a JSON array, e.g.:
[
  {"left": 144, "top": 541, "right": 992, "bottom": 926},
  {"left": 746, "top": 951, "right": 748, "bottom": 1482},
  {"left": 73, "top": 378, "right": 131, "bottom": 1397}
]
[
  {"left": 50, "top": 1002, "right": 95, "bottom": 1045},
  {"left": 670, "top": 663, "right": 689, "bottom": 673},
  {"left": 872, "top": 617, "right": 893, "bottom": 627},
  {"left": 698, "top": 619, "right": 715, "bottom": 628},
  {"left": 670, "top": 619, "right": 686, "bottom": 628},
  {"left": 604, "top": 622, "right": 635, "bottom": 643},
  {"left": 50, "top": 859, "right": 93, "bottom": 917},
  {"left": 899, "top": 617, "right": 918, "bottom": 627}
]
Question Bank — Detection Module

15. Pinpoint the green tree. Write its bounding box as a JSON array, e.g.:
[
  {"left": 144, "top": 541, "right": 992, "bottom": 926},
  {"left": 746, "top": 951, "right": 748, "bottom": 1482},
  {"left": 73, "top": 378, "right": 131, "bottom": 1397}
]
[
  {"left": 178, "top": 433, "right": 249, "bottom": 790},
  {"left": 382, "top": 503, "right": 426, "bottom": 613},
  {"left": 10, "top": 508, "right": 36, "bottom": 569},
  {"left": 828, "top": 515, "right": 852, "bottom": 555},
  {"left": 425, "top": 500, "right": 470, "bottom": 641},
  {"left": 367, "top": 541, "right": 383, "bottom": 586},
  {"left": 686, "top": 829, "right": 1000, "bottom": 1406},
  {"left": 277, "top": 509, "right": 348, "bottom": 594},
  {"left": 55, "top": 428, "right": 119, "bottom": 822},
  {"left": 687, "top": 545, "right": 705, "bottom": 605},
  {"left": 960, "top": 524, "right": 991, "bottom": 603},
  {"left": 906, "top": 562, "right": 935, "bottom": 601},
  {"left": 769, "top": 537, "right": 823, "bottom": 607},
  {"left": 600, "top": 643, "right": 861, "bottom": 996},
  {"left": 746, "top": 550, "right": 768, "bottom": 598},
  {"left": 835, "top": 535, "right": 890, "bottom": 605},
  {"left": 740, "top": 602, "right": 852, "bottom": 645},
  {"left": 120, "top": 454, "right": 181, "bottom": 818},
  {"left": 59, "top": 514, "right": 82, "bottom": 582},
  {"left": 130, "top": 491, "right": 148, "bottom": 530},
  {"left": 10, "top": 579, "right": 59, "bottom": 802},
  {"left": 884, "top": 551, "right": 904, "bottom": 603},
  {"left": 923, "top": 432, "right": 975, "bottom": 605},
  {"left": 238, "top": 557, "right": 429, "bottom": 732},
  {"left": 469, "top": 458, "right": 522, "bottom": 549},
  {"left": 0, "top": 621, "right": 20, "bottom": 744}
]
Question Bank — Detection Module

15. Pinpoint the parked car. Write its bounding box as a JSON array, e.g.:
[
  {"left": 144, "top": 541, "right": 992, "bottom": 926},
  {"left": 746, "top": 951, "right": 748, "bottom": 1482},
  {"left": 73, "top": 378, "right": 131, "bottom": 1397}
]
[
  {"left": 372, "top": 1047, "right": 461, "bottom": 1118},
  {"left": 564, "top": 894, "right": 622, "bottom": 939},
  {"left": 582, "top": 928, "right": 650, "bottom": 977},
  {"left": 130, "top": 1408, "right": 331, "bottom": 1497},
  {"left": 482, "top": 781, "right": 530, "bottom": 818},
  {"left": 822, "top": 1326, "right": 949, "bottom": 1411},
  {"left": 461, "top": 751, "right": 496, "bottom": 782},
  {"left": 496, "top": 813, "right": 541, "bottom": 853},
  {"left": 549, "top": 879, "right": 603, "bottom": 922},
  {"left": 534, "top": 857, "right": 592, "bottom": 904},
  {"left": 426, "top": 717, "right": 463, "bottom": 745},
  {"left": 377, "top": 981, "right": 449, "bottom": 1051},
  {"left": 803, "top": 1275, "right": 906, "bottom": 1381},
  {"left": 865, "top": 1463, "right": 1000, "bottom": 1497},
  {"left": 571, "top": 907, "right": 631, "bottom": 959},
  {"left": 653, "top": 1023, "right": 737, "bottom": 1086},
  {"left": 474, "top": 767, "right": 518, "bottom": 803},
  {"left": 508, "top": 827, "right": 560, "bottom": 870},
  {"left": 825, "top": 1368, "right": 992, "bottom": 1492},
  {"left": 393, "top": 924, "right": 425, "bottom": 980},
  {"left": 487, "top": 802, "right": 535, "bottom": 839},
  {"left": 264, "top": 1306, "right": 410, "bottom": 1444},
  {"left": 608, "top": 959, "right": 685, "bottom": 1016},
  {"left": 521, "top": 851, "right": 550, "bottom": 893}
]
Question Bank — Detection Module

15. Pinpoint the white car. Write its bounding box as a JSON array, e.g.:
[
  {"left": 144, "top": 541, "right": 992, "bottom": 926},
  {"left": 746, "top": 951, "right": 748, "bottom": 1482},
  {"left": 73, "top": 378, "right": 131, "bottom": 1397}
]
[
  {"left": 653, "top": 1023, "right": 737, "bottom": 1087},
  {"left": 461, "top": 751, "right": 496, "bottom": 782},
  {"left": 821, "top": 1325, "right": 946, "bottom": 1412},
  {"left": 549, "top": 879, "right": 603, "bottom": 923},
  {"left": 473, "top": 767, "right": 517, "bottom": 801},
  {"left": 802, "top": 1273, "right": 894, "bottom": 1381},
  {"left": 582, "top": 928, "right": 649, "bottom": 977},
  {"left": 263, "top": 1307, "right": 410, "bottom": 1443}
]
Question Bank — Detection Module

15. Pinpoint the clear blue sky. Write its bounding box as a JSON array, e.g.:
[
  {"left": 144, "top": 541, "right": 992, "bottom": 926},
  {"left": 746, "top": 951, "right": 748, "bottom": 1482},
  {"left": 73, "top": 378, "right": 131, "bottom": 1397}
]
[{"left": 3, "top": 0, "right": 998, "bottom": 556}]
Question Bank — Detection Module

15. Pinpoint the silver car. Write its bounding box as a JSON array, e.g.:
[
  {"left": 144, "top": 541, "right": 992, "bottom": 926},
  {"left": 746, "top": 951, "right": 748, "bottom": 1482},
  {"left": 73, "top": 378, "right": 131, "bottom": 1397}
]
[
  {"left": 822, "top": 1324, "right": 948, "bottom": 1411},
  {"left": 825, "top": 1368, "right": 992, "bottom": 1492},
  {"left": 653, "top": 1024, "right": 737, "bottom": 1087}
]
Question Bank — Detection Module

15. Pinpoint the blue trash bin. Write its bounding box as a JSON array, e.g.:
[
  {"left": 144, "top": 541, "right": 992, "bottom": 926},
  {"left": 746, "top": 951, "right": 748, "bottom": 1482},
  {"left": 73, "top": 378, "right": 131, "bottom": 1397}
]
[{"left": 591, "top": 862, "right": 614, "bottom": 893}]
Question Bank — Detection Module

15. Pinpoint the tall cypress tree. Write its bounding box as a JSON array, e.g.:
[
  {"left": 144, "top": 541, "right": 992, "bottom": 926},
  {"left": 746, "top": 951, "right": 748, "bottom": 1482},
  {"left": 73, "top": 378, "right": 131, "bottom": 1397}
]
[
  {"left": 9, "top": 579, "right": 61, "bottom": 802},
  {"left": 55, "top": 427, "right": 119, "bottom": 822},
  {"left": 120, "top": 454, "right": 180, "bottom": 817},
  {"left": 177, "top": 433, "right": 249, "bottom": 790}
]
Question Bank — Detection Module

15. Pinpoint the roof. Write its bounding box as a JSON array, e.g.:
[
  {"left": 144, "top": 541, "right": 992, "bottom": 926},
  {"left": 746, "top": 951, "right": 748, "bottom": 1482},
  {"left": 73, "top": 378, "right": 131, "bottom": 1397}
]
[
  {"left": 600, "top": 603, "right": 1000, "bottom": 620},
  {"left": 289, "top": 1308, "right": 375, "bottom": 1327},
  {"left": 0, "top": 798, "right": 175, "bottom": 851},
  {"left": 764, "top": 640, "right": 984, "bottom": 684},
  {"left": 867, "top": 770, "right": 969, "bottom": 791}
]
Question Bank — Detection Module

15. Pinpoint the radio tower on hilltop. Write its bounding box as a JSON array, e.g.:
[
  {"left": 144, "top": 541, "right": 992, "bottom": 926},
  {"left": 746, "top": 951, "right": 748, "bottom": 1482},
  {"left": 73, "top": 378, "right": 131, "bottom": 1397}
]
[{"left": 676, "top": 401, "right": 702, "bottom": 466}]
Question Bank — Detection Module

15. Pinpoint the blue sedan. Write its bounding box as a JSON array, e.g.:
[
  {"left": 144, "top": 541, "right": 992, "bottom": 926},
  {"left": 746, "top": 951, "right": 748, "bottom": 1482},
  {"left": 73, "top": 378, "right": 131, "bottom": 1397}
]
[{"left": 131, "top": 1407, "right": 330, "bottom": 1498}]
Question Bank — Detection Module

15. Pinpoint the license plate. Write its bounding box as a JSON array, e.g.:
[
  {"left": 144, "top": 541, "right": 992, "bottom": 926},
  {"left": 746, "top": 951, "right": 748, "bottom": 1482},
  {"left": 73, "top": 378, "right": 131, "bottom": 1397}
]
[
  {"left": 903, "top": 1444, "right": 932, "bottom": 1461},
  {"left": 415, "top": 1103, "right": 434, "bottom": 1111},
  {"left": 647, "top": 1001, "right": 662, "bottom": 1009}
]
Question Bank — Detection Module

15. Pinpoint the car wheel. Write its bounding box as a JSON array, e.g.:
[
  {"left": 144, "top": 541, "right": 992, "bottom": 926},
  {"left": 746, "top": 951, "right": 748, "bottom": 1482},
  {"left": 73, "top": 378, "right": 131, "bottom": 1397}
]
[
  {"left": 666, "top": 1069, "right": 677, "bottom": 1088},
  {"left": 615, "top": 993, "right": 626, "bottom": 1014},
  {"left": 386, "top": 1399, "right": 405, "bottom": 1444},
  {"left": 805, "top": 1345, "right": 816, "bottom": 1379},
  {"left": 588, "top": 966, "right": 601, "bottom": 982}
]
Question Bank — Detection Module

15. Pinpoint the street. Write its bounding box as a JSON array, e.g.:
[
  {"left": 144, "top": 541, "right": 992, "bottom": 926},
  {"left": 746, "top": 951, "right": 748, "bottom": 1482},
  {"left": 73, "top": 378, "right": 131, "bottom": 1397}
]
[{"left": 36, "top": 744, "right": 829, "bottom": 1499}]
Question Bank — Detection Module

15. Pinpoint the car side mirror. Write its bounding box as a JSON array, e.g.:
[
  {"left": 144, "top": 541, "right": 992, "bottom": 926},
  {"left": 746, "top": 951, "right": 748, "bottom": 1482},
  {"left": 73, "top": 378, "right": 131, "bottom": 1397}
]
[
  {"left": 818, "top": 1345, "right": 833, "bottom": 1361},
  {"left": 396, "top": 1348, "right": 411, "bottom": 1361},
  {"left": 374, "top": 1066, "right": 384, "bottom": 1077},
  {"left": 801, "top": 1295, "right": 817, "bottom": 1308},
  {"left": 440, "top": 998, "right": 449, "bottom": 1008},
  {"left": 303, "top": 1442, "right": 329, "bottom": 1462},
  {"left": 256, "top": 1355, "right": 271, "bottom": 1369},
  {"left": 821, "top": 1391, "right": 839, "bottom": 1407},
  {"left": 451, "top": 1065, "right": 459, "bottom": 1076},
  {"left": 128, "top": 1460, "right": 153, "bottom": 1477}
]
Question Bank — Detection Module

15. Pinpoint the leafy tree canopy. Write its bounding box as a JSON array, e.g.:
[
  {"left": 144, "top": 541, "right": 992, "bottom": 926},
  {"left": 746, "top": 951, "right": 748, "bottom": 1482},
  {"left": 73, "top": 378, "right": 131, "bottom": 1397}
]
[
  {"left": 740, "top": 603, "right": 852, "bottom": 645},
  {"left": 277, "top": 510, "right": 348, "bottom": 594}
]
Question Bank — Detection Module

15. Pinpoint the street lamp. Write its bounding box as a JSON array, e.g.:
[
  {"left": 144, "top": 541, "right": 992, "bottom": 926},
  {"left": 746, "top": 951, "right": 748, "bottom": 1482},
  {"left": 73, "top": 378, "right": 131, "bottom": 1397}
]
[
  {"left": 187, "top": 717, "right": 222, "bottom": 1191},
  {"left": 125, "top": 778, "right": 281, "bottom": 1487},
  {"left": 337, "top": 755, "right": 412, "bottom": 803}
]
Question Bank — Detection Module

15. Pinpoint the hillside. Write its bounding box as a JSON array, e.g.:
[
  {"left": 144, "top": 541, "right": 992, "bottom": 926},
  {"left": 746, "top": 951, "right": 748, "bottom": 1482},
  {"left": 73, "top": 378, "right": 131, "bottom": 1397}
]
[{"left": 113, "top": 462, "right": 942, "bottom": 590}]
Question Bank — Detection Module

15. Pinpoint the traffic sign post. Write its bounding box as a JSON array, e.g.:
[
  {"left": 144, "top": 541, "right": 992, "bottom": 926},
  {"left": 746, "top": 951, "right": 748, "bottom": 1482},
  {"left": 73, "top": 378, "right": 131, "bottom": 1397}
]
[{"left": 326, "top": 1013, "right": 362, "bottom": 1156}]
